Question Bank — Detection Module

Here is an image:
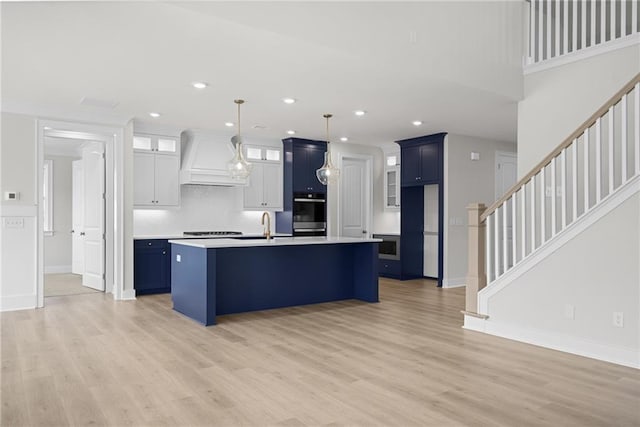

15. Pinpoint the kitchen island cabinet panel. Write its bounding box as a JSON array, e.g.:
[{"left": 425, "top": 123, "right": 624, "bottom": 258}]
[{"left": 170, "top": 238, "right": 379, "bottom": 326}]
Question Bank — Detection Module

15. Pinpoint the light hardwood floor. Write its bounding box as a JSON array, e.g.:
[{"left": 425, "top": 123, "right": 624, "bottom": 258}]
[{"left": 2, "top": 278, "right": 639, "bottom": 426}]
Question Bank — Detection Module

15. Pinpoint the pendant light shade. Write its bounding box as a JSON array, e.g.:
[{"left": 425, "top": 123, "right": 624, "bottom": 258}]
[
  {"left": 227, "top": 99, "right": 252, "bottom": 179},
  {"left": 316, "top": 114, "right": 340, "bottom": 185}
]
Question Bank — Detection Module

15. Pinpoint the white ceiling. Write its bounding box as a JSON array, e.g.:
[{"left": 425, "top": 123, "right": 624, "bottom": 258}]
[{"left": 1, "top": 1, "right": 525, "bottom": 147}]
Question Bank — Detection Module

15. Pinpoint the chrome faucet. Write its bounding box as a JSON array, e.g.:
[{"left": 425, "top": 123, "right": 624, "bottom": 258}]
[{"left": 261, "top": 211, "right": 272, "bottom": 240}]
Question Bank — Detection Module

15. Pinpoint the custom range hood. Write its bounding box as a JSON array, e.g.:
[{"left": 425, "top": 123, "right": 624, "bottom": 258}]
[{"left": 180, "top": 130, "right": 249, "bottom": 186}]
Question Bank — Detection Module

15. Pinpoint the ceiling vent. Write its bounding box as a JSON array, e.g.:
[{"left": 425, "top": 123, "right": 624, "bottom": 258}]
[{"left": 79, "top": 97, "right": 119, "bottom": 109}]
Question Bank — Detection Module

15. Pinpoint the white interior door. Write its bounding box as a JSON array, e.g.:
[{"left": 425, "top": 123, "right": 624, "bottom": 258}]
[
  {"left": 82, "top": 143, "right": 105, "bottom": 291},
  {"left": 340, "top": 157, "right": 371, "bottom": 238},
  {"left": 423, "top": 184, "right": 439, "bottom": 278},
  {"left": 71, "top": 160, "right": 84, "bottom": 275}
]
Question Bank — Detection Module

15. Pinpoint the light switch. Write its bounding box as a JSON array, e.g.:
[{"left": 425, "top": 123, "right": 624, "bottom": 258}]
[{"left": 176, "top": 254, "right": 181, "bottom": 263}]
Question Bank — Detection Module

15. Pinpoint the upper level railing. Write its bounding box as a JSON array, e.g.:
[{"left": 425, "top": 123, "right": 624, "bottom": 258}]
[
  {"left": 465, "top": 73, "right": 640, "bottom": 314},
  {"left": 528, "top": 0, "right": 639, "bottom": 64}
]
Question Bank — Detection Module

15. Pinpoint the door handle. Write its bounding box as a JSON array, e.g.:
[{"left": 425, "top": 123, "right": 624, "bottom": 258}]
[{"left": 80, "top": 232, "right": 85, "bottom": 236}]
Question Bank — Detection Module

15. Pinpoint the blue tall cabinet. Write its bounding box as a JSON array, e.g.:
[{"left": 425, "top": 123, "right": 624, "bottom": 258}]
[
  {"left": 276, "top": 137, "right": 327, "bottom": 234},
  {"left": 396, "top": 133, "right": 445, "bottom": 286}
]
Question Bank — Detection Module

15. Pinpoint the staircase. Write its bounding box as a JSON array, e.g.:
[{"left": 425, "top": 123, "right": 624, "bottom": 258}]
[{"left": 463, "top": 73, "right": 640, "bottom": 368}]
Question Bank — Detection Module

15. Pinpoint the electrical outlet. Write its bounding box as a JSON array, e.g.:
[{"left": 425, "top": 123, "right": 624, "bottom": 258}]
[
  {"left": 613, "top": 312, "right": 624, "bottom": 328},
  {"left": 3, "top": 217, "right": 24, "bottom": 228},
  {"left": 564, "top": 304, "right": 575, "bottom": 320}
]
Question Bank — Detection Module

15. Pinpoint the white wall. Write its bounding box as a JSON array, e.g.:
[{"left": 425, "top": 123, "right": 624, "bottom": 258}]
[
  {"left": 0, "top": 113, "right": 38, "bottom": 311},
  {"left": 444, "top": 133, "right": 516, "bottom": 287},
  {"left": 480, "top": 190, "right": 639, "bottom": 368},
  {"left": 517, "top": 44, "right": 640, "bottom": 177},
  {"left": 44, "top": 155, "right": 74, "bottom": 273}
]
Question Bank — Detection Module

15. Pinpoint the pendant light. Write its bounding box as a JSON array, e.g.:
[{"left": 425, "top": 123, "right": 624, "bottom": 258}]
[
  {"left": 227, "top": 99, "right": 252, "bottom": 179},
  {"left": 316, "top": 113, "right": 340, "bottom": 185}
]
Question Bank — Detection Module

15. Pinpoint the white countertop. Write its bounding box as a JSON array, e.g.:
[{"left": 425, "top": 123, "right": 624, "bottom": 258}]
[{"left": 168, "top": 236, "right": 381, "bottom": 249}]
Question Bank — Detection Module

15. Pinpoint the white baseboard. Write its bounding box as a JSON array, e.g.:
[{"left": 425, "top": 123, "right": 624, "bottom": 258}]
[
  {"left": 464, "top": 316, "right": 639, "bottom": 369},
  {"left": 0, "top": 294, "right": 37, "bottom": 312},
  {"left": 44, "top": 265, "right": 72, "bottom": 274},
  {"left": 120, "top": 288, "right": 136, "bottom": 300},
  {"left": 443, "top": 277, "right": 466, "bottom": 288}
]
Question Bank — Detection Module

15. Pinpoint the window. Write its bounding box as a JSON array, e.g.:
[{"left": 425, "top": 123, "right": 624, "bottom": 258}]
[{"left": 43, "top": 159, "right": 53, "bottom": 235}]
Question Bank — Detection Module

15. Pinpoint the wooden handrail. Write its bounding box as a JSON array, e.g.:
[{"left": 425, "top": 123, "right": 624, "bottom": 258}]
[{"left": 481, "top": 72, "right": 640, "bottom": 222}]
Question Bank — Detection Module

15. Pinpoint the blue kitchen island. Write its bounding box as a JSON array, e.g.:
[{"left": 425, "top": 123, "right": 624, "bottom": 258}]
[{"left": 168, "top": 237, "right": 380, "bottom": 326}]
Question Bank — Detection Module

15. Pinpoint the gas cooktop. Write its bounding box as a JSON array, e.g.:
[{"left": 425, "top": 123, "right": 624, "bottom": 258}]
[{"left": 183, "top": 231, "right": 243, "bottom": 237}]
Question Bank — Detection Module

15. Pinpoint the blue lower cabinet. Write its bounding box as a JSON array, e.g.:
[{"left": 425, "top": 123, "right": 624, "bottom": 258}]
[
  {"left": 378, "top": 259, "right": 401, "bottom": 279},
  {"left": 134, "top": 239, "right": 171, "bottom": 295}
]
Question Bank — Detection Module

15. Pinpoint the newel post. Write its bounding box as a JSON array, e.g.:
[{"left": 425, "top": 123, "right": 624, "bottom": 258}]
[{"left": 465, "top": 203, "right": 486, "bottom": 313}]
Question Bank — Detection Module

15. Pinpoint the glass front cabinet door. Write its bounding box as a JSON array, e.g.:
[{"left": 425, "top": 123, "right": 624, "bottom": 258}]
[{"left": 384, "top": 153, "right": 400, "bottom": 210}]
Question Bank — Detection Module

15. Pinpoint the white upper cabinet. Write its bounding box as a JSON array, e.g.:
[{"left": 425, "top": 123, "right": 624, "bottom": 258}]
[
  {"left": 384, "top": 153, "right": 400, "bottom": 210},
  {"left": 243, "top": 144, "right": 283, "bottom": 210},
  {"left": 133, "top": 133, "right": 180, "bottom": 207}
]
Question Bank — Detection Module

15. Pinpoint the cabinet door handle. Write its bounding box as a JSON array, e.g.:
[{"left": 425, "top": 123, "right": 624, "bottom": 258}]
[
  {"left": 148, "top": 242, "right": 152, "bottom": 246},
  {"left": 162, "top": 251, "right": 166, "bottom": 255},
  {"left": 80, "top": 232, "right": 85, "bottom": 236}
]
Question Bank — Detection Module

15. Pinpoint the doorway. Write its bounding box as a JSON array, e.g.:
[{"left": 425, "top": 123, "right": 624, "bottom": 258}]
[
  {"left": 37, "top": 120, "right": 124, "bottom": 307},
  {"left": 338, "top": 154, "right": 372, "bottom": 238},
  {"left": 43, "top": 136, "right": 106, "bottom": 297}
]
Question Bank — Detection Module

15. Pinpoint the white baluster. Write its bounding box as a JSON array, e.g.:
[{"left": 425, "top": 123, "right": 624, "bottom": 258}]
[
  {"left": 486, "top": 214, "right": 493, "bottom": 283},
  {"left": 531, "top": 175, "right": 536, "bottom": 252},
  {"left": 611, "top": 0, "right": 616, "bottom": 40},
  {"left": 572, "top": 139, "right": 578, "bottom": 221},
  {"left": 563, "top": 0, "right": 569, "bottom": 54},
  {"left": 503, "top": 200, "right": 509, "bottom": 272},
  {"left": 584, "top": 129, "right": 590, "bottom": 213},
  {"left": 512, "top": 193, "right": 517, "bottom": 267},
  {"left": 622, "top": 0, "right": 627, "bottom": 37},
  {"left": 596, "top": 118, "right": 602, "bottom": 203},
  {"left": 521, "top": 183, "right": 526, "bottom": 259},
  {"left": 541, "top": 168, "right": 546, "bottom": 244},
  {"left": 494, "top": 206, "right": 500, "bottom": 277},
  {"left": 622, "top": 94, "right": 628, "bottom": 183},
  {"left": 561, "top": 148, "right": 567, "bottom": 230},
  {"left": 539, "top": 0, "right": 544, "bottom": 60},
  {"left": 609, "top": 106, "right": 615, "bottom": 194},
  {"left": 590, "top": 0, "right": 595, "bottom": 46},
  {"left": 581, "top": 0, "right": 587, "bottom": 49},
  {"left": 633, "top": 0, "right": 638, "bottom": 36},
  {"left": 530, "top": 0, "right": 536, "bottom": 61},
  {"left": 550, "top": 157, "right": 557, "bottom": 237},
  {"left": 601, "top": 0, "right": 607, "bottom": 44},
  {"left": 635, "top": 83, "right": 640, "bottom": 175},
  {"left": 573, "top": 0, "right": 578, "bottom": 51},
  {"left": 547, "top": 0, "right": 552, "bottom": 59},
  {"left": 555, "top": 0, "right": 560, "bottom": 57}
]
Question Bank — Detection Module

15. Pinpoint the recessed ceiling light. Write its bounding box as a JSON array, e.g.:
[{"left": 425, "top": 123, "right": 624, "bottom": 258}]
[
  {"left": 287, "top": 130, "right": 296, "bottom": 135},
  {"left": 225, "top": 122, "right": 234, "bottom": 127},
  {"left": 412, "top": 120, "right": 423, "bottom": 126},
  {"left": 192, "top": 81, "right": 208, "bottom": 89},
  {"left": 340, "top": 137, "right": 349, "bottom": 142},
  {"left": 282, "top": 98, "right": 296, "bottom": 104},
  {"left": 149, "top": 112, "right": 161, "bottom": 118},
  {"left": 354, "top": 110, "right": 366, "bottom": 116}
]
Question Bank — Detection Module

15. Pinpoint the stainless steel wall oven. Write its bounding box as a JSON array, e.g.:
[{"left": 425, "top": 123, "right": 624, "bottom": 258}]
[{"left": 292, "top": 192, "right": 326, "bottom": 236}]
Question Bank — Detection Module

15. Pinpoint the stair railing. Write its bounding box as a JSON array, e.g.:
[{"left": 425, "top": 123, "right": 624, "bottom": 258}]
[
  {"left": 465, "top": 73, "right": 640, "bottom": 314},
  {"left": 527, "top": 0, "right": 639, "bottom": 65}
]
